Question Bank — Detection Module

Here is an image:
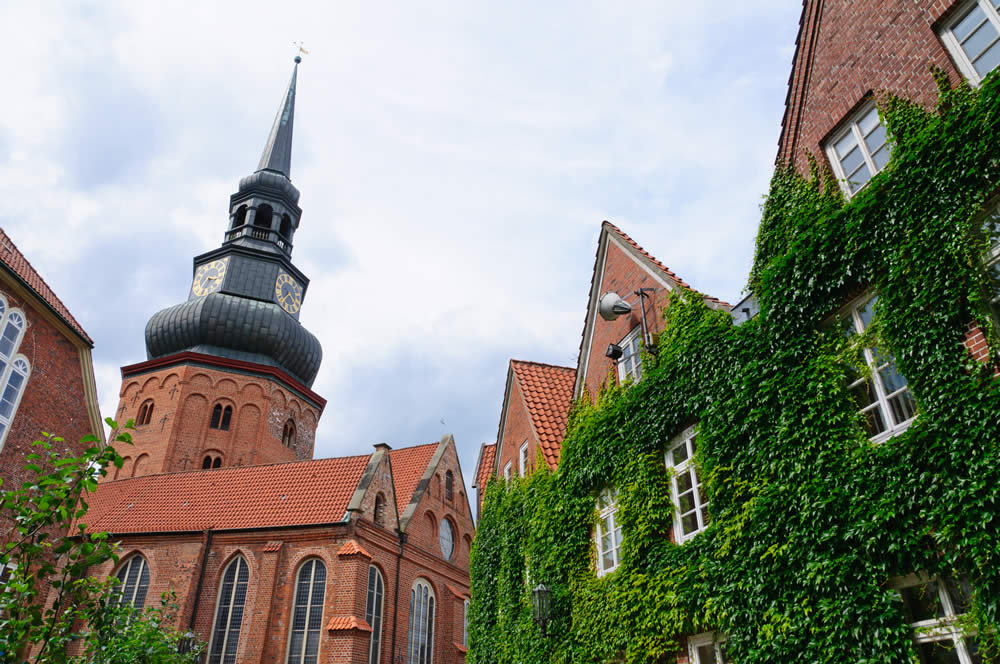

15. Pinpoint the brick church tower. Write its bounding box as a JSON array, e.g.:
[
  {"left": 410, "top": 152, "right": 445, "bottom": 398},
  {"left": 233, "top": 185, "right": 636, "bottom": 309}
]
[{"left": 108, "top": 57, "right": 326, "bottom": 480}]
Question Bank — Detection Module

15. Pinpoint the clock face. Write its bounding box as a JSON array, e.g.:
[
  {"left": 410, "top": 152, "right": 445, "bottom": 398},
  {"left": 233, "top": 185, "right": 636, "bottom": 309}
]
[
  {"left": 274, "top": 271, "right": 303, "bottom": 314},
  {"left": 191, "top": 258, "right": 229, "bottom": 297}
]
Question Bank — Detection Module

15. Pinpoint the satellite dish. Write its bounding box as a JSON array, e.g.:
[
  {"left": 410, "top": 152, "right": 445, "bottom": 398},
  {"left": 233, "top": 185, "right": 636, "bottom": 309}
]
[{"left": 598, "top": 292, "right": 632, "bottom": 321}]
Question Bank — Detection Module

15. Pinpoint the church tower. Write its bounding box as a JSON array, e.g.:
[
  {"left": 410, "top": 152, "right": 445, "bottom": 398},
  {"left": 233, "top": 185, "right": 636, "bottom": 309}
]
[{"left": 108, "top": 57, "right": 326, "bottom": 480}]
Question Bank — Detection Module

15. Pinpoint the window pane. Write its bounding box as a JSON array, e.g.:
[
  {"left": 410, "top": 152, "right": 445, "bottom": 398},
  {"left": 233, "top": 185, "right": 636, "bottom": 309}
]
[
  {"left": 678, "top": 490, "right": 696, "bottom": 514},
  {"left": 839, "top": 145, "right": 866, "bottom": 176},
  {"left": 945, "top": 575, "right": 974, "bottom": 615},
  {"left": 878, "top": 361, "right": 909, "bottom": 394},
  {"left": 671, "top": 443, "right": 689, "bottom": 465},
  {"left": 973, "top": 39, "right": 1000, "bottom": 77},
  {"left": 849, "top": 165, "right": 873, "bottom": 193},
  {"left": 861, "top": 405, "right": 887, "bottom": 437},
  {"left": 888, "top": 389, "right": 917, "bottom": 426},
  {"left": 0, "top": 322, "right": 18, "bottom": 358},
  {"left": 871, "top": 145, "right": 891, "bottom": 171},
  {"left": 917, "top": 639, "right": 962, "bottom": 664},
  {"left": 696, "top": 644, "right": 716, "bottom": 664},
  {"left": 835, "top": 131, "right": 858, "bottom": 158},
  {"left": 677, "top": 470, "right": 694, "bottom": 494},
  {"left": 849, "top": 380, "right": 880, "bottom": 410},
  {"left": 863, "top": 121, "right": 887, "bottom": 153},
  {"left": 964, "top": 18, "right": 999, "bottom": 60},
  {"left": 682, "top": 512, "right": 700, "bottom": 535},
  {"left": 954, "top": 4, "right": 987, "bottom": 41},
  {"left": 900, "top": 581, "right": 945, "bottom": 622},
  {"left": 858, "top": 107, "right": 881, "bottom": 136}
]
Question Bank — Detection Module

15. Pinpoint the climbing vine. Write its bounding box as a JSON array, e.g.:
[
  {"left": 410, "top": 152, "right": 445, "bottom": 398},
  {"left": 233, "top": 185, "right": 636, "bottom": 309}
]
[{"left": 469, "top": 70, "right": 1000, "bottom": 664}]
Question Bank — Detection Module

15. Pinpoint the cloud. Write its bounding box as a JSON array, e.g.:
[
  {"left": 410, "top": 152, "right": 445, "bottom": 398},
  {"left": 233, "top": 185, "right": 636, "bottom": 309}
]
[{"left": 0, "top": 1, "right": 802, "bottom": 507}]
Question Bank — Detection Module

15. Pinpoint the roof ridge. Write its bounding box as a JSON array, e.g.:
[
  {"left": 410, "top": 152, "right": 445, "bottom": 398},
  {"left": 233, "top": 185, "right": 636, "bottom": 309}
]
[
  {"left": 388, "top": 441, "right": 440, "bottom": 453},
  {"left": 510, "top": 359, "right": 576, "bottom": 372},
  {"left": 100, "top": 452, "right": 373, "bottom": 484}
]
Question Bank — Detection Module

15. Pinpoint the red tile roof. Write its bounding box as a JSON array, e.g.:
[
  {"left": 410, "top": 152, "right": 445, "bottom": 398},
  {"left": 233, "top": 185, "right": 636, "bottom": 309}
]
[
  {"left": 511, "top": 360, "right": 576, "bottom": 469},
  {"left": 389, "top": 442, "right": 439, "bottom": 512},
  {"left": 263, "top": 541, "right": 283, "bottom": 552},
  {"left": 475, "top": 443, "right": 496, "bottom": 490},
  {"left": 78, "top": 455, "right": 371, "bottom": 534},
  {"left": 603, "top": 222, "right": 729, "bottom": 307},
  {"left": 337, "top": 539, "right": 373, "bottom": 558},
  {"left": 326, "top": 616, "right": 372, "bottom": 632},
  {"left": 0, "top": 228, "right": 92, "bottom": 344}
]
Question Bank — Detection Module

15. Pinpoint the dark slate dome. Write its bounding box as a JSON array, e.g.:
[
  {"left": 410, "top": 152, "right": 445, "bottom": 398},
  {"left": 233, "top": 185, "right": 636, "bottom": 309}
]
[
  {"left": 238, "top": 169, "right": 300, "bottom": 204},
  {"left": 145, "top": 293, "right": 322, "bottom": 387}
]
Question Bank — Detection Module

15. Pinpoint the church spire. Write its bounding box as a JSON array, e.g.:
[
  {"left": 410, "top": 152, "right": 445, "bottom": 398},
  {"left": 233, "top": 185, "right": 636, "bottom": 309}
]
[{"left": 257, "top": 56, "right": 300, "bottom": 177}]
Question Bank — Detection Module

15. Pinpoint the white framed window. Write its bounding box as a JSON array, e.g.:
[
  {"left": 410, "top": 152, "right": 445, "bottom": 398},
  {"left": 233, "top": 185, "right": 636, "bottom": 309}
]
[
  {"left": 983, "top": 206, "right": 1000, "bottom": 323},
  {"left": 825, "top": 103, "right": 891, "bottom": 196},
  {"left": 840, "top": 294, "right": 916, "bottom": 442},
  {"left": 287, "top": 558, "right": 326, "bottom": 664},
  {"left": 518, "top": 441, "right": 529, "bottom": 478},
  {"left": 366, "top": 566, "right": 385, "bottom": 664},
  {"left": 689, "top": 632, "right": 731, "bottom": 664},
  {"left": 892, "top": 573, "right": 983, "bottom": 663},
  {"left": 112, "top": 554, "right": 150, "bottom": 609},
  {"left": 594, "top": 488, "right": 622, "bottom": 577},
  {"left": 463, "top": 598, "right": 470, "bottom": 647},
  {"left": 503, "top": 462, "right": 512, "bottom": 482},
  {"left": 617, "top": 327, "right": 643, "bottom": 383},
  {"left": 439, "top": 518, "right": 455, "bottom": 560},
  {"left": 666, "top": 426, "right": 709, "bottom": 542},
  {"left": 940, "top": 0, "right": 1000, "bottom": 84},
  {"left": 0, "top": 295, "right": 29, "bottom": 451},
  {"left": 208, "top": 556, "right": 250, "bottom": 664},
  {"left": 407, "top": 578, "right": 436, "bottom": 664}
]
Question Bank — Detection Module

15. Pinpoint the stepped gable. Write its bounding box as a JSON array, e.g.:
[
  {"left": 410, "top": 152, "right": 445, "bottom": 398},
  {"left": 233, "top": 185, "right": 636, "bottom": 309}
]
[
  {"left": 510, "top": 360, "right": 575, "bottom": 468},
  {"left": 388, "top": 441, "right": 439, "bottom": 512},
  {"left": 79, "top": 454, "right": 370, "bottom": 534},
  {"left": 0, "top": 228, "right": 91, "bottom": 344}
]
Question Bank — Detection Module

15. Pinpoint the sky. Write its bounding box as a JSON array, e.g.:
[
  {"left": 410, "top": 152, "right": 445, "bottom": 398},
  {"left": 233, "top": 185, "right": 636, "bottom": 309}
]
[{"left": 0, "top": 1, "right": 802, "bottom": 509}]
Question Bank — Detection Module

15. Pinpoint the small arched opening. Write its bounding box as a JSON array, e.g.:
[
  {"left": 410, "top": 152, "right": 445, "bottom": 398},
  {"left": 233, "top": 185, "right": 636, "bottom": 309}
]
[
  {"left": 232, "top": 205, "right": 247, "bottom": 230},
  {"left": 254, "top": 204, "right": 273, "bottom": 229},
  {"left": 445, "top": 470, "right": 454, "bottom": 502},
  {"left": 374, "top": 493, "right": 386, "bottom": 526},
  {"left": 279, "top": 214, "right": 291, "bottom": 238},
  {"left": 282, "top": 419, "right": 296, "bottom": 448}
]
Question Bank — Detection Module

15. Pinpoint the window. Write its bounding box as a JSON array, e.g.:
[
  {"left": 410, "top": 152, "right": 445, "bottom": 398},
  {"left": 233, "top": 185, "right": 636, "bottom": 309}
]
[
  {"left": 374, "top": 493, "right": 386, "bottom": 526},
  {"left": 445, "top": 470, "right": 454, "bottom": 501},
  {"left": 940, "top": 0, "right": 1000, "bottom": 84},
  {"left": 617, "top": 327, "right": 643, "bottom": 383},
  {"left": 440, "top": 518, "right": 455, "bottom": 560},
  {"left": 503, "top": 462, "right": 512, "bottom": 482},
  {"left": 518, "top": 442, "right": 529, "bottom": 478},
  {"left": 366, "top": 566, "right": 385, "bottom": 664},
  {"left": 137, "top": 399, "right": 154, "bottom": 426},
  {"left": 984, "top": 206, "right": 1000, "bottom": 323},
  {"left": 893, "top": 573, "right": 984, "bottom": 663},
  {"left": 840, "top": 294, "right": 916, "bottom": 441},
  {"left": 210, "top": 404, "right": 233, "bottom": 431},
  {"left": 283, "top": 420, "right": 296, "bottom": 448},
  {"left": 594, "top": 488, "right": 622, "bottom": 576},
  {"left": 287, "top": 558, "right": 326, "bottom": 664},
  {"left": 112, "top": 555, "right": 150, "bottom": 609},
  {"left": 406, "top": 579, "right": 436, "bottom": 664},
  {"left": 689, "top": 633, "right": 731, "bottom": 664},
  {"left": 826, "top": 103, "right": 891, "bottom": 195},
  {"left": 666, "top": 426, "right": 709, "bottom": 542},
  {"left": 208, "top": 556, "right": 250, "bottom": 664},
  {"left": 203, "top": 454, "right": 222, "bottom": 469},
  {"left": 463, "top": 598, "right": 470, "bottom": 648}
]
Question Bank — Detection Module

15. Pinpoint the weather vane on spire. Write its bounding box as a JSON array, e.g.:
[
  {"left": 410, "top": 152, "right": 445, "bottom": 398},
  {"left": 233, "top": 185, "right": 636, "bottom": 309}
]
[{"left": 293, "top": 41, "right": 309, "bottom": 63}]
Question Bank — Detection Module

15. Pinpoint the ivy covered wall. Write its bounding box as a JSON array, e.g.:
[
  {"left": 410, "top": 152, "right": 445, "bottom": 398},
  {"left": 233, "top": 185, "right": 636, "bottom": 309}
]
[{"left": 469, "top": 72, "right": 1000, "bottom": 664}]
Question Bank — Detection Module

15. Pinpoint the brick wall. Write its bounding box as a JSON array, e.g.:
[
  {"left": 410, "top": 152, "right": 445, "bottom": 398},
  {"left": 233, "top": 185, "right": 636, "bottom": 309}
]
[
  {"left": 494, "top": 376, "right": 537, "bottom": 485},
  {"left": 107, "top": 362, "right": 322, "bottom": 479}
]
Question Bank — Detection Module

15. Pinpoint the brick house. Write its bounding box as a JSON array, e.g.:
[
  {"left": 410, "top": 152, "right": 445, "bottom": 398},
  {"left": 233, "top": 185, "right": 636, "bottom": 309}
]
[{"left": 70, "top": 58, "right": 474, "bottom": 664}]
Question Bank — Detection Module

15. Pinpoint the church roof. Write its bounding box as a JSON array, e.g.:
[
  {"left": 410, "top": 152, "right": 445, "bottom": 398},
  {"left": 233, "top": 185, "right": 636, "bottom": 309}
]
[
  {"left": 473, "top": 442, "right": 496, "bottom": 490},
  {"left": 389, "top": 442, "right": 440, "bottom": 513},
  {"left": 257, "top": 57, "right": 298, "bottom": 178},
  {"left": 79, "top": 454, "right": 371, "bottom": 534},
  {"left": 0, "top": 228, "right": 92, "bottom": 345},
  {"left": 509, "top": 360, "right": 575, "bottom": 469}
]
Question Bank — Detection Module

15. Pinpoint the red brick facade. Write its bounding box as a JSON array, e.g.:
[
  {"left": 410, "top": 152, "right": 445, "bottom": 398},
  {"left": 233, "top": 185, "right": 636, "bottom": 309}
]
[{"left": 107, "top": 354, "right": 324, "bottom": 479}]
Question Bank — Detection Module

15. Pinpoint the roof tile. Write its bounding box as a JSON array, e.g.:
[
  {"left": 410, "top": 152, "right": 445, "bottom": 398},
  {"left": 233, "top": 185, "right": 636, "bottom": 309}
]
[
  {"left": 326, "top": 616, "right": 372, "bottom": 632},
  {"left": 337, "top": 539, "right": 373, "bottom": 558},
  {"left": 476, "top": 443, "right": 496, "bottom": 491},
  {"left": 0, "top": 228, "right": 92, "bottom": 343},
  {"left": 388, "top": 442, "right": 439, "bottom": 512},
  {"left": 510, "top": 360, "right": 576, "bottom": 469}
]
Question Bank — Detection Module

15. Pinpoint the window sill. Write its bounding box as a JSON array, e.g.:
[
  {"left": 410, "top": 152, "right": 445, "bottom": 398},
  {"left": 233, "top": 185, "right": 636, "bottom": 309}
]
[{"left": 868, "top": 416, "right": 915, "bottom": 445}]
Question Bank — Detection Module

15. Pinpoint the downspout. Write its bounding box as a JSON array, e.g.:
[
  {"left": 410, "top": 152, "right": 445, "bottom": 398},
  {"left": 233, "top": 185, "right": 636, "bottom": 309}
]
[
  {"left": 188, "top": 528, "right": 213, "bottom": 630},
  {"left": 390, "top": 529, "right": 408, "bottom": 664}
]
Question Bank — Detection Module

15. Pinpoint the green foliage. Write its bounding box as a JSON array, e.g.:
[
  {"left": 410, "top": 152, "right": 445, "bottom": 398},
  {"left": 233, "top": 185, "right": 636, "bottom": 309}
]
[{"left": 470, "top": 70, "right": 1000, "bottom": 663}]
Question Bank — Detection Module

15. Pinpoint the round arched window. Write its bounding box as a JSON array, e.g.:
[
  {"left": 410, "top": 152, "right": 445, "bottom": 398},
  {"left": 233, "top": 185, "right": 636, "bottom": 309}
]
[{"left": 439, "top": 518, "right": 454, "bottom": 560}]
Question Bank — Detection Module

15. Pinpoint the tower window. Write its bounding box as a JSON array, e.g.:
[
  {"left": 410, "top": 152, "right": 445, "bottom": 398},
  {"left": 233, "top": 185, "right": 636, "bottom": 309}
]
[
  {"left": 254, "top": 204, "right": 273, "bottom": 229},
  {"left": 445, "top": 470, "right": 454, "bottom": 502},
  {"left": 203, "top": 454, "right": 223, "bottom": 470},
  {"left": 137, "top": 399, "right": 154, "bottom": 426},
  {"left": 210, "top": 404, "right": 233, "bottom": 431},
  {"left": 279, "top": 214, "right": 291, "bottom": 238},
  {"left": 233, "top": 205, "right": 248, "bottom": 229},
  {"left": 203, "top": 456, "right": 212, "bottom": 469},
  {"left": 282, "top": 420, "right": 296, "bottom": 448},
  {"left": 213, "top": 457, "right": 222, "bottom": 469}
]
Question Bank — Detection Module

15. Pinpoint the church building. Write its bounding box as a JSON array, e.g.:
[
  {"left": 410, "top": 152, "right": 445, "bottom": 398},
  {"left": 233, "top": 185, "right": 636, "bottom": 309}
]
[{"left": 76, "top": 58, "right": 475, "bottom": 664}]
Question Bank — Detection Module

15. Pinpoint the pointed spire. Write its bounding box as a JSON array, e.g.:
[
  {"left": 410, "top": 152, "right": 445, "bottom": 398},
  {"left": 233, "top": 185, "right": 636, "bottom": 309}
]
[{"left": 257, "top": 56, "right": 300, "bottom": 178}]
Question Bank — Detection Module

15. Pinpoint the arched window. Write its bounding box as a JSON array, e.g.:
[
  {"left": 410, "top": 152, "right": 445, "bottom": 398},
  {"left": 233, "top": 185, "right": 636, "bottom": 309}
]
[
  {"left": 112, "top": 555, "right": 150, "bottom": 609},
  {"left": 233, "top": 205, "right": 248, "bottom": 229},
  {"left": 374, "top": 493, "right": 386, "bottom": 527},
  {"left": 137, "top": 399, "right": 154, "bottom": 426},
  {"left": 445, "top": 471, "right": 454, "bottom": 502},
  {"left": 287, "top": 558, "right": 326, "bottom": 664},
  {"left": 208, "top": 556, "right": 249, "bottom": 664},
  {"left": 282, "top": 420, "right": 296, "bottom": 448},
  {"left": 0, "top": 356, "right": 30, "bottom": 441},
  {"left": 213, "top": 457, "right": 222, "bottom": 469},
  {"left": 254, "top": 204, "right": 273, "bottom": 229},
  {"left": 366, "top": 566, "right": 385, "bottom": 664},
  {"left": 406, "top": 579, "right": 435, "bottom": 664},
  {"left": 210, "top": 404, "right": 233, "bottom": 431},
  {"left": 203, "top": 456, "right": 212, "bottom": 469},
  {"left": 439, "top": 518, "right": 454, "bottom": 561},
  {"left": 279, "top": 214, "right": 292, "bottom": 238}
]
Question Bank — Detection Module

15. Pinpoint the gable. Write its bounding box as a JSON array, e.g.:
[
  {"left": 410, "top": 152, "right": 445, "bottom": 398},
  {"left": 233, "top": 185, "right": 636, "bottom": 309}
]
[{"left": 348, "top": 444, "right": 401, "bottom": 533}]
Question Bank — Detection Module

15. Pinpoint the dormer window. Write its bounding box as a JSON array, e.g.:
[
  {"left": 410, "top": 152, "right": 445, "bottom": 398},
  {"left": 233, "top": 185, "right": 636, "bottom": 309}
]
[
  {"left": 137, "top": 399, "right": 154, "bottom": 426},
  {"left": 826, "top": 103, "right": 891, "bottom": 196},
  {"left": 282, "top": 419, "right": 296, "bottom": 448},
  {"left": 209, "top": 404, "right": 233, "bottom": 431},
  {"left": 617, "top": 327, "right": 643, "bottom": 384}
]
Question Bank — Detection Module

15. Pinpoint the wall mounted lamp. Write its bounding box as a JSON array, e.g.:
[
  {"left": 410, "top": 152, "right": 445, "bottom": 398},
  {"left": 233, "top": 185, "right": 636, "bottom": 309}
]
[{"left": 531, "top": 583, "right": 552, "bottom": 637}]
